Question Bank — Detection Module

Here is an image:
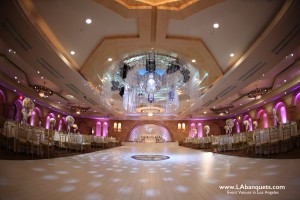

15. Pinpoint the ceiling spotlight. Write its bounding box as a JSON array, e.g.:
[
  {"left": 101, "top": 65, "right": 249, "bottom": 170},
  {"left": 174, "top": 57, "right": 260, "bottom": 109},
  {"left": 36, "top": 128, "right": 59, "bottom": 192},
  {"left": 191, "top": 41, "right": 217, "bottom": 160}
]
[
  {"left": 192, "top": 59, "right": 196, "bottom": 63},
  {"left": 108, "top": 58, "right": 112, "bottom": 62},
  {"left": 213, "top": 23, "right": 219, "bottom": 29},
  {"left": 230, "top": 53, "right": 234, "bottom": 57},
  {"left": 86, "top": 18, "right": 92, "bottom": 24},
  {"left": 70, "top": 51, "right": 75, "bottom": 55}
]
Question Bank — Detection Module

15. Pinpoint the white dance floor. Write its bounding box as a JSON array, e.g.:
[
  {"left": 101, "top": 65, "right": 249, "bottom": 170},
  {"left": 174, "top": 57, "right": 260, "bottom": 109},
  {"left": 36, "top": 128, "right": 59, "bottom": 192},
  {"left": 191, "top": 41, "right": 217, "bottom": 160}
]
[{"left": 0, "top": 145, "right": 299, "bottom": 200}]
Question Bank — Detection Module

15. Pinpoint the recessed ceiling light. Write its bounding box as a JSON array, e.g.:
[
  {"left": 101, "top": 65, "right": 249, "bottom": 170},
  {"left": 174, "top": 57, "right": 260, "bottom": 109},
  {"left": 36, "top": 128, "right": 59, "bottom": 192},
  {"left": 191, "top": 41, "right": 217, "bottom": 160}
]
[
  {"left": 14, "top": 89, "right": 16, "bottom": 92},
  {"left": 284, "top": 91, "right": 287, "bottom": 95},
  {"left": 240, "top": 104, "right": 242, "bottom": 106},
  {"left": 41, "top": 76, "right": 44, "bottom": 79},
  {"left": 14, "top": 76, "right": 17, "bottom": 79},
  {"left": 86, "top": 18, "right": 92, "bottom": 24},
  {"left": 192, "top": 59, "right": 196, "bottom": 63},
  {"left": 213, "top": 23, "right": 219, "bottom": 29},
  {"left": 33, "top": 100, "right": 36, "bottom": 102},
  {"left": 262, "top": 74, "right": 264, "bottom": 77},
  {"left": 230, "top": 53, "right": 234, "bottom": 57},
  {"left": 204, "top": 111, "right": 207, "bottom": 114},
  {"left": 284, "top": 79, "right": 287, "bottom": 83},
  {"left": 70, "top": 51, "right": 75, "bottom": 55},
  {"left": 37, "top": 70, "right": 40, "bottom": 74},
  {"left": 291, "top": 53, "right": 294, "bottom": 56},
  {"left": 18, "top": 81, "right": 20, "bottom": 83},
  {"left": 108, "top": 58, "right": 112, "bottom": 61},
  {"left": 8, "top": 49, "right": 12, "bottom": 52}
]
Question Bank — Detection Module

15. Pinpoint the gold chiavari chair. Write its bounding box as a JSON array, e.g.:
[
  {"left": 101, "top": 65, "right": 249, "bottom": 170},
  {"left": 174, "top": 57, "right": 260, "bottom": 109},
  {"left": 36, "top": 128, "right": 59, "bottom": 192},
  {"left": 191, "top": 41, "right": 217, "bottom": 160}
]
[
  {"left": 16, "top": 124, "right": 29, "bottom": 156},
  {"left": 268, "top": 126, "right": 279, "bottom": 155},
  {"left": 82, "top": 135, "right": 92, "bottom": 152},
  {"left": 254, "top": 128, "right": 269, "bottom": 157},
  {"left": 290, "top": 121, "right": 298, "bottom": 149},
  {"left": 41, "top": 129, "right": 55, "bottom": 158},
  {"left": 28, "top": 127, "right": 43, "bottom": 158},
  {"left": 281, "top": 123, "right": 291, "bottom": 153},
  {"left": 246, "top": 131, "right": 255, "bottom": 154}
]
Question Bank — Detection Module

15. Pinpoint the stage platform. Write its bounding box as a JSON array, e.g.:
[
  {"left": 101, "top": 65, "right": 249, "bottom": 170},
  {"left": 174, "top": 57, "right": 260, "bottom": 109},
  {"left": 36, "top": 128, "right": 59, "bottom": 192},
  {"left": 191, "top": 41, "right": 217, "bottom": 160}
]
[{"left": 121, "top": 141, "right": 179, "bottom": 147}]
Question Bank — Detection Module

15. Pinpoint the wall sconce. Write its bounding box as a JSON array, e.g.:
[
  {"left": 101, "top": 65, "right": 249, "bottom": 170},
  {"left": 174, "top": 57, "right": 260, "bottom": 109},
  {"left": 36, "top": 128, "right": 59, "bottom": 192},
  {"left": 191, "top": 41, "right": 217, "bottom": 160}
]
[
  {"left": 178, "top": 123, "right": 182, "bottom": 130},
  {"left": 117, "top": 123, "right": 121, "bottom": 132},
  {"left": 114, "top": 122, "right": 117, "bottom": 131}
]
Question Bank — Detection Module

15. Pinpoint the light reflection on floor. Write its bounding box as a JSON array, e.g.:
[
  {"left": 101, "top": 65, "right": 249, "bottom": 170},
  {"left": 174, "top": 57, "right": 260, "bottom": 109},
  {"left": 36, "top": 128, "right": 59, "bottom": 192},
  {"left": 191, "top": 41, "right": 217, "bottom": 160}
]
[{"left": 0, "top": 145, "right": 299, "bottom": 200}]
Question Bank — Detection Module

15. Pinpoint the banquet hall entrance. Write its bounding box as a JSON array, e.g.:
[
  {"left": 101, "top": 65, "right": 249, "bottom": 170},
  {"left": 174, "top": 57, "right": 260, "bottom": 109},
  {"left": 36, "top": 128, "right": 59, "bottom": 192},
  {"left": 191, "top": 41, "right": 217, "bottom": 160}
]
[{"left": 128, "top": 124, "right": 172, "bottom": 143}]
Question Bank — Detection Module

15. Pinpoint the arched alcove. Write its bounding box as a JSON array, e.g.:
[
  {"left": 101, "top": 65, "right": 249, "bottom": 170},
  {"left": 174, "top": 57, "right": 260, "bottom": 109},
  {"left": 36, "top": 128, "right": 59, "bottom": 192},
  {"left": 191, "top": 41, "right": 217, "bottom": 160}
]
[
  {"left": 128, "top": 124, "right": 172, "bottom": 142},
  {"left": 275, "top": 102, "right": 288, "bottom": 124},
  {"left": 256, "top": 109, "right": 269, "bottom": 128},
  {"left": 14, "top": 99, "right": 22, "bottom": 123},
  {"left": 0, "top": 90, "right": 5, "bottom": 117}
]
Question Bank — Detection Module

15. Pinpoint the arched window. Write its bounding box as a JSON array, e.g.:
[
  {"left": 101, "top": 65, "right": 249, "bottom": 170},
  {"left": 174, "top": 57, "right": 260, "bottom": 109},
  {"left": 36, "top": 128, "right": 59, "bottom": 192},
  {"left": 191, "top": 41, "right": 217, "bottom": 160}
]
[
  {"left": 46, "top": 113, "right": 56, "bottom": 129},
  {"left": 30, "top": 107, "right": 42, "bottom": 127},
  {"left": 0, "top": 90, "right": 5, "bottom": 117},
  {"left": 197, "top": 123, "right": 203, "bottom": 138},
  {"left": 236, "top": 121, "right": 240, "bottom": 133},
  {"left": 58, "top": 117, "right": 66, "bottom": 132},
  {"left": 256, "top": 109, "right": 268, "bottom": 128},
  {"left": 96, "top": 122, "right": 102, "bottom": 136},
  {"left": 242, "top": 115, "right": 252, "bottom": 132},
  {"left": 103, "top": 122, "right": 108, "bottom": 137},
  {"left": 275, "top": 102, "right": 288, "bottom": 124},
  {"left": 190, "top": 123, "right": 196, "bottom": 137},
  {"left": 14, "top": 99, "right": 22, "bottom": 123}
]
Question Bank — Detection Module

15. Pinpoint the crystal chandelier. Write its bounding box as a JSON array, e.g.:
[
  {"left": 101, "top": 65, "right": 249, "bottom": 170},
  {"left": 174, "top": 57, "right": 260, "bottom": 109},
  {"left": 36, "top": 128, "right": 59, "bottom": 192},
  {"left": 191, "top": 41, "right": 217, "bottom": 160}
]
[
  {"left": 248, "top": 88, "right": 268, "bottom": 99},
  {"left": 210, "top": 106, "right": 233, "bottom": 116},
  {"left": 71, "top": 106, "right": 90, "bottom": 114},
  {"left": 32, "top": 82, "right": 53, "bottom": 98}
]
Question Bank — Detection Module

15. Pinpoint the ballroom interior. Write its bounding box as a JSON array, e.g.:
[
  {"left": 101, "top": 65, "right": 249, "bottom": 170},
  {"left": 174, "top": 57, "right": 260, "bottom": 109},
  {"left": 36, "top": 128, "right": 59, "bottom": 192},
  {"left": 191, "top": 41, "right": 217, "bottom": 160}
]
[{"left": 0, "top": 0, "right": 300, "bottom": 199}]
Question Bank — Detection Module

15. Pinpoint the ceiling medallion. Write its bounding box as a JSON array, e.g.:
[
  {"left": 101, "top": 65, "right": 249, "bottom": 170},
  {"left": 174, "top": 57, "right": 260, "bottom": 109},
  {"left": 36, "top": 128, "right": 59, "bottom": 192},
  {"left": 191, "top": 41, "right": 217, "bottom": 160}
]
[
  {"left": 32, "top": 82, "right": 53, "bottom": 98},
  {"left": 115, "top": 0, "right": 198, "bottom": 10},
  {"left": 71, "top": 106, "right": 90, "bottom": 114},
  {"left": 210, "top": 106, "right": 233, "bottom": 116},
  {"left": 248, "top": 88, "right": 268, "bottom": 100}
]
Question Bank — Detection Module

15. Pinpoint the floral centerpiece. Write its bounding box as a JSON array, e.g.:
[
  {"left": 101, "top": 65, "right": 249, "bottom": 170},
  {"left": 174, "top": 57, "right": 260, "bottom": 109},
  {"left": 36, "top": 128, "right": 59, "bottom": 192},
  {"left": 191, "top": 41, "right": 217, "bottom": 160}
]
[
  {"left": 73, "top": 124, "right": 78, "bottom": 133},
  {"left": 253, "top": 121, "right": 258, "bottom": 130},
  {"left": 66, "top": 115, "right": 75, "bottom": 133},
  {"left": 21, "top": 98, "right": 35, "bottom": 124},
  {"left": 272, "top": 108, "right": 278, "bottom": 125},
  {"left": 224, "top": 125, "right": 229, "bottom": 135},
  {"left": 243, "top": 120, "right": 249, "bottom": 132},
  {"left": 204, "top": 125, "right": 210, "bottom": 137},
  {"left": 225, "top": 119, "right": 234, "bottom": 135},
  {"left": 50, "top": 118, "right": 56, "bottom": 130},
  {"left": 192, "top": 128, "right": 197, "bottom": 138}
]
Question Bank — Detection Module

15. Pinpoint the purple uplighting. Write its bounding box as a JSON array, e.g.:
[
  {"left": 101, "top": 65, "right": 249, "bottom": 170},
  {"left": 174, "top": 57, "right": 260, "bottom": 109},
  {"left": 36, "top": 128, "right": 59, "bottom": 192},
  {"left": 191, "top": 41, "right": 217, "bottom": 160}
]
[
  {"left": 103, "top": 122, "right": 108, "bottom": 137},
  {"left": 30, "top": 110, "right": 36, "bottom": 126},
  {"left": 96, "top": 122, "right": 101, "bottom": 136},
  {"left": 236, "top": 121, "right": 240, "bottom": 133},
  {"left": 280, "top": 106, "right": 287, "bottom": 123},
  {"left": 197, "top": 123, "right": 203, "bottom": 138},
  {"left": 294, "top": 92, "right": 300, "bottom": 106},
  {"left": 263, "top": 113, "right": 268, "bottom": 128},
  {"left": 275, "top": 102, "right": 287, "bottom": 124}
]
